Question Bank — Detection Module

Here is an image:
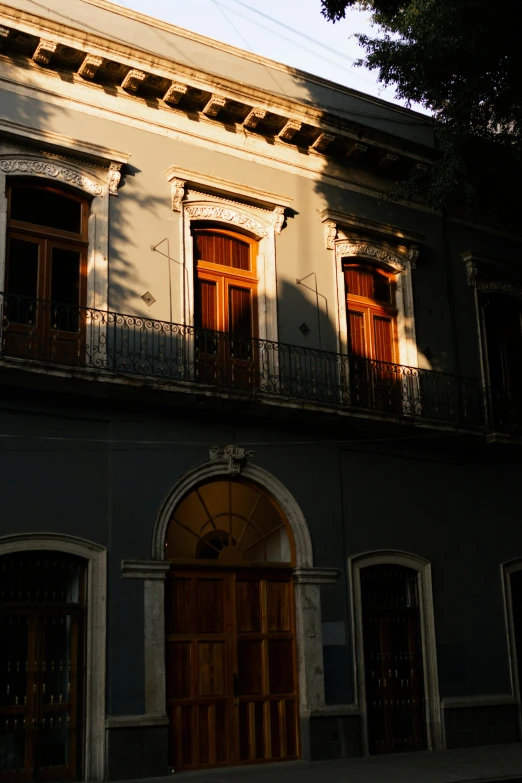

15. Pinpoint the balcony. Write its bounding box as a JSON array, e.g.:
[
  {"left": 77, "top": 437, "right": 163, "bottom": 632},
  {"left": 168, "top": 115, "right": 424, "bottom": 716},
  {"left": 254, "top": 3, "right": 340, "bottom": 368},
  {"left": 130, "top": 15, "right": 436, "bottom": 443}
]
[{"left": 0, "top": 293, "right": 485, "bottom": 428}]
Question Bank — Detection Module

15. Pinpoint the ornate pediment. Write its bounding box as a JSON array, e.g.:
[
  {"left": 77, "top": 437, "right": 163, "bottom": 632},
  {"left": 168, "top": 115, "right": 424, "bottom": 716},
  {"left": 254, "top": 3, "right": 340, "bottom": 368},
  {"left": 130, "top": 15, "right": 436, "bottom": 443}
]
[{"left": 335, "top": 238, "right": 418, "bottom": 273}]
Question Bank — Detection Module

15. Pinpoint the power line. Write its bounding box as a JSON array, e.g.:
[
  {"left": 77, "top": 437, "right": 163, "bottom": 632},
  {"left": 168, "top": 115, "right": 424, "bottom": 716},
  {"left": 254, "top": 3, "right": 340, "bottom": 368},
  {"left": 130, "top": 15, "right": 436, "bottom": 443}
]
[{"left": 228, "top": 0, "right": 359, "bottom": 65}]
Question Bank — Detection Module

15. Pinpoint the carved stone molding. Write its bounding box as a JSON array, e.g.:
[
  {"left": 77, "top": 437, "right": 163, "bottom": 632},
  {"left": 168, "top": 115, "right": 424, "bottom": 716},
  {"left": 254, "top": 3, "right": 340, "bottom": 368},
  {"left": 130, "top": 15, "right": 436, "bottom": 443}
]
[
  {"left": 209, "top": 445, "right": 255, "bottom": 475},
  {"left": 244, "top": 108, "right": 266, "bottom": 129},
  {"left": 164, "top": 82, "right": 188, "bottom": 105},
  {"left": 121, "top": 69, "right": 146, "bottom": 92},
  {"left": 203, "top": 95, "right": 227, "bottom": 117},
  {"left": 0, "top": 159, "right": 103, "bottom": 196},
  {"left": 107, "top": 162, "right": 122, "bottom": 196},
  {"left": 170, "top": 178, "right": 186, "bottom": 211},
  {"left": 185, "top": 203, "right": 270, "bottom": 237},
  {"left": 477, "top": 281, "right": 522, "bottom": 300},
  {"left": 335, "top": 239, "right": 408, "bottom": 272},
  {"left": 78, "top": 54, "right": 103, "bottom": 80},
  {"left": 32, "top": 39, "right": 57, "bottom": 65},
  {"left": 346, "top": 142, "right": 368, "bottom": 161}
]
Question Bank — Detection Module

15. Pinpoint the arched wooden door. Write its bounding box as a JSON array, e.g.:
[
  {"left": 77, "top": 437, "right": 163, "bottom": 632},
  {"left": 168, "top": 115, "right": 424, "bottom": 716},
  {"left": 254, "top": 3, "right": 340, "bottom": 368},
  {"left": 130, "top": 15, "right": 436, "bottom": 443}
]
[
  {"left": 164, "top": 478, "right": 299, "bottom": 770},
  {"left": 0, "top": 552, "right": 86, "bottom": 782},
  {"left": 360, "top": 564, "right": 427, "bottom": 754}
]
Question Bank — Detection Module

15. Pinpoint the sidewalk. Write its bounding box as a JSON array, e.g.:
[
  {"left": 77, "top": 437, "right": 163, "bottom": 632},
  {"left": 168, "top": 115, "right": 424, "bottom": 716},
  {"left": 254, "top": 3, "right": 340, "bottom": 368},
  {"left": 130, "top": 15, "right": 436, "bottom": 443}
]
[{"left": 119, "top": 743, "right": 522, "bottom": 783}]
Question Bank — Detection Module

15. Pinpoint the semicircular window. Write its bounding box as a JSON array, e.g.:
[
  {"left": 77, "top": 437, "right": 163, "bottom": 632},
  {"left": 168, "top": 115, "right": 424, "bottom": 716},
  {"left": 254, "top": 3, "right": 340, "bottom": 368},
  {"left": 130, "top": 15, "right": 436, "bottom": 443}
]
[{"left": 165, "top": 479, "right": 294, "bottom": 565}]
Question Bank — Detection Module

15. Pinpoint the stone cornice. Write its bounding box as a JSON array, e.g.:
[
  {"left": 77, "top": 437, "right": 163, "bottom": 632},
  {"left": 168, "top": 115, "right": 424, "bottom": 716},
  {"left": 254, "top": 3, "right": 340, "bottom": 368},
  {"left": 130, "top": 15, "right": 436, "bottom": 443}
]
[
  {"left": 461, "top": 249, "right": 521, "bottom": 293},
  {"left": 320, "top": 209, "right": 425, "bottom": 248},
  {"left": 0, "top": 116, "right": 130, "bottom": 167},
  {"left": 0, "top": 6, "right": 433, "bottom": 171},
  {"left": 166, "top": 167, "right": 292, "bottom": 210}
]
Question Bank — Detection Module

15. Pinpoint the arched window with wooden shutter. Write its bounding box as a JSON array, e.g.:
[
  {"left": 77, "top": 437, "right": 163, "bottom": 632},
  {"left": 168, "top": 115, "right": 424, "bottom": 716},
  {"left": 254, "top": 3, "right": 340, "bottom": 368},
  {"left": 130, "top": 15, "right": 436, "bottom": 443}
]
[{"left": 192, "top": 227, "right": 258, "bottom": 389}]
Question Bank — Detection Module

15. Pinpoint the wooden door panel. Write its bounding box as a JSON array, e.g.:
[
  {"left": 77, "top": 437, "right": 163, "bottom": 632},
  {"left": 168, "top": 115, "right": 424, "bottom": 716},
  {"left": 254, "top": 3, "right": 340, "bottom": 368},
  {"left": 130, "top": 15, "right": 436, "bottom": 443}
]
[
  {"left": 198, "top": 642, "right": 226, "bottom": 696},
  {"left": 166, "top": 569, "right": 299, "bottom": 771}
]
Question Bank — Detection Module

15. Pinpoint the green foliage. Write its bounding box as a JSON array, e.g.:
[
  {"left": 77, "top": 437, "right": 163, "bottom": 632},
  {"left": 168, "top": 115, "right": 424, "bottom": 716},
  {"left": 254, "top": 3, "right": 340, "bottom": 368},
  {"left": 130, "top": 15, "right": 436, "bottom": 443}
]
[{"left": 321, "top": 0, "right": 522, "bottom": 224}]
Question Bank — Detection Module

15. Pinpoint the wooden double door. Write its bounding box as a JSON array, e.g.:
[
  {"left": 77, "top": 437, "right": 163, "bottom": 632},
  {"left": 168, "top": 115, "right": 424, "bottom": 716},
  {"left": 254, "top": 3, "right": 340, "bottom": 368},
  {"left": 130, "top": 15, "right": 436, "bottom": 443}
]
[
  {"left": 165, "top": 568, "right": 299, "bottom": 770},
  {"left": 361, "top": 564, "right": 427, "bottom": 754}
]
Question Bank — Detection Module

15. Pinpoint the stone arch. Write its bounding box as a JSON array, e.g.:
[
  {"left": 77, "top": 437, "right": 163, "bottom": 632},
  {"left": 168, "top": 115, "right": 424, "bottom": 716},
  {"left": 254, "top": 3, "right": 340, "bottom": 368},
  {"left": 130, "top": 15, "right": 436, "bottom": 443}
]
[
  {"left": 349, "top": 549, "right": 442, "bottom": 754},
  {"left": 152, "top": 459, "right": 313, "bottom": 567},
  {"left": 0, "top": 532, "right": 107, "bottom": 781},
  {"left": 0, "top": 153, "right": 110, "bottom": 311}
]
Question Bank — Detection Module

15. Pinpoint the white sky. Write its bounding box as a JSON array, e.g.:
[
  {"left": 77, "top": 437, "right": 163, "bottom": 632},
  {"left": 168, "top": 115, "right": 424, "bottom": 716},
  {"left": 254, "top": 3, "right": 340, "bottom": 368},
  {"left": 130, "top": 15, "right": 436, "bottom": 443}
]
[{"left": 109, "top": 0, "right": 424, "bottom": 111}]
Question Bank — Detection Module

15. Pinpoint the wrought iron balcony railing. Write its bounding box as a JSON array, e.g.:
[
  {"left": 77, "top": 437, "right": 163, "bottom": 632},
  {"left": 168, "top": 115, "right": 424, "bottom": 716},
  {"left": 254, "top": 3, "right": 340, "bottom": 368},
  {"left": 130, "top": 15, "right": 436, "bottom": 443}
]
[{"left": 0, "top": 293, "right": 485, "bottom": 427}]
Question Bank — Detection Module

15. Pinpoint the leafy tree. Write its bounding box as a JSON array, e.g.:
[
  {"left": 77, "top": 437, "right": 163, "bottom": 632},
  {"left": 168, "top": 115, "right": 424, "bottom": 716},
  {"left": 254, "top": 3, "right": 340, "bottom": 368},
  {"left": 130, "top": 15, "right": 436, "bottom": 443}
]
[{"left": 321, "top": 0, "right": 522, "bottom": 223}]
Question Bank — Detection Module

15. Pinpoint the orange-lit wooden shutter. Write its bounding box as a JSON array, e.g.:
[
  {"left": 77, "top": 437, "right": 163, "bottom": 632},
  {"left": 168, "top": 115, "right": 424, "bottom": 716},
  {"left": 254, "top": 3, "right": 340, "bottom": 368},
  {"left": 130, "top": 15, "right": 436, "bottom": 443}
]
[
  {"left": 348, "top": 310, "right": 366, "bottom": 357},
  {"left": 373, "top": 315, "right": 394, "bottom": 364},
  {"left": 228, "top": 286, "right": 252, "bottom": 338},
  {"left": 196, "top": 279, "right": 218, "bottom": 330}
]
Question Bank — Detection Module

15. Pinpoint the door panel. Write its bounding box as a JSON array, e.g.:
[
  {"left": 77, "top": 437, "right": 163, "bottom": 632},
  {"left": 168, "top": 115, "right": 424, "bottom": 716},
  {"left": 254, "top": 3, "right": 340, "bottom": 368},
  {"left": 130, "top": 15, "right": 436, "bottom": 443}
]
[
  {"left": 361, "top": 565, "right": 426, "bottom": 755},
  {"left": 165, "top": 569, "right": 299, "bottom": 771},
  {"left": 0, "top": 613, "right": 83, "bottom": 783}
]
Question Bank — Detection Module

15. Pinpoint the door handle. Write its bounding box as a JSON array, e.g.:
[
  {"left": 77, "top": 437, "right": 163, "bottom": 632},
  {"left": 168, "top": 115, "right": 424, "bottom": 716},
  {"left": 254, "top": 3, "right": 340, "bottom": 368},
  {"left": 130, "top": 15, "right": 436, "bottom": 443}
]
[{"left": 233, "top": 673, "right": 238, "bottom": 699}]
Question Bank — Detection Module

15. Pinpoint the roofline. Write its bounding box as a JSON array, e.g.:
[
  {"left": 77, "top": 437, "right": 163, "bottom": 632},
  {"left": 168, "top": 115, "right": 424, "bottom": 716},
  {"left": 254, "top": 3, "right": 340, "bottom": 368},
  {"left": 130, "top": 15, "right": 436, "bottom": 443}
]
[{"left": 77, "top": 0, "right": 432, "bottom": 125}]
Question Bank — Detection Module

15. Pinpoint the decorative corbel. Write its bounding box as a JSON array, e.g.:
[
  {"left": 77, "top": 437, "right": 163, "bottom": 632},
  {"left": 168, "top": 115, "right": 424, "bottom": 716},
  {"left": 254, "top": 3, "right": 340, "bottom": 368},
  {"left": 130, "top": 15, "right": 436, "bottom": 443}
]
[
  {"left": 121, "top": 69, "right": 146, "bottom": 92},
  {"left": 163, "top": 82, "right": 188, "bottom": 105},
  {"left": 0, "top": 27, "right": 10, "bottom": 49},
  {"left": 379, "top": 152, "right": 399, "bottom": 169},
  {"left": 107, "top": 163, "right": 122, "bottom": 196},
  {"left": 312, "top": 132, "right": 335, "bottom": 152},
  {"left": 272, "top": 206, "right": 286, "bottom": 234},
  {"left": 170, "top": 178, "right": 186, "bottom": 212},
  {"left": 209, "top": 445, "right": 255, "bottom": 475},
  {"left": 243, "top": 108, "right": 266, "bottom": 129},
  {"left": 278, "top": 120, "right": 301, "bottom": 142},
  {"left": 202, "top": 95, "right": 227, "bottom": 118},
  {"left": 324, "top": 220, "right": 338, "bottom": 250},
  {"left": 32, "top": 39, "right": 58, "bottom": 65},
  {"left": 346, "top": 142, "right": 367, "bottom": 161},
  {"left": 78, "top": 54, "right": 103, "bottom": 79},
  {"left": 407, "top": 244, "right": 420, "bottom": 269}
]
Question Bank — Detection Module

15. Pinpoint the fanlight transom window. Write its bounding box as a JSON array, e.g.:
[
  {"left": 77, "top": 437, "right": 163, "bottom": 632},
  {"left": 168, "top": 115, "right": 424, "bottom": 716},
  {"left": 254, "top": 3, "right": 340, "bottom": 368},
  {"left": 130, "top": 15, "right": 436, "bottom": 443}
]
[{"left": 165, "top": 479, "right": 293, "bottom": 565}]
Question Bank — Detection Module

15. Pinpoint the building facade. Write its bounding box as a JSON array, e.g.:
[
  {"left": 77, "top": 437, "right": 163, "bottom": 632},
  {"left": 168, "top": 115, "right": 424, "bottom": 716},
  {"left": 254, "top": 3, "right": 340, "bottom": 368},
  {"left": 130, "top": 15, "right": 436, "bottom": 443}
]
[{"left": 0, "top": 1, "right": 522, "bottom": 780}]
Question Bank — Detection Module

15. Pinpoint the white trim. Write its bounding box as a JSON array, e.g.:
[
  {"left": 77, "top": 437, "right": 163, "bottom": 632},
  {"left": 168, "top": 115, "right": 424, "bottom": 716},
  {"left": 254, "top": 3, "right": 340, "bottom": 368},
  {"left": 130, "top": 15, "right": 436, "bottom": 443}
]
[
  {"left": 502, "top": 559, "right": 522, "bottom": 739},
  {"left": 333, "top": 237, "right": 418, "bottom": 369},
  {"left": 349, "top": 550, "right": 442, "bottom": 755},
  {"left": 0, "top": 533, "right": 107, "bottom": 782},
  {"left": 0, "top": 150, "right": 110, "bottom": 311},
  {"left": 180, "top": 191, "right": 279, "bottom": 345}
]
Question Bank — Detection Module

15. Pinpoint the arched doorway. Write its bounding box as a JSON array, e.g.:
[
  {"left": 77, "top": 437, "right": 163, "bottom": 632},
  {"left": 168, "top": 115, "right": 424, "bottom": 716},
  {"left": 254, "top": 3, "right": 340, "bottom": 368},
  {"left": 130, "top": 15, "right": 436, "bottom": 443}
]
[
  {"left": 0, "top": 551, "right": 87, "bottom": 782},
  {"left": 164, "top": 477, "right": 299, "bottom": 771}
]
